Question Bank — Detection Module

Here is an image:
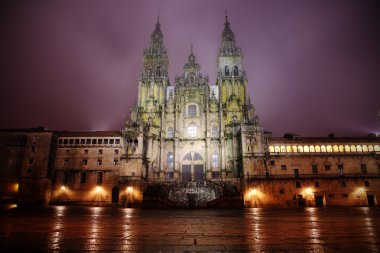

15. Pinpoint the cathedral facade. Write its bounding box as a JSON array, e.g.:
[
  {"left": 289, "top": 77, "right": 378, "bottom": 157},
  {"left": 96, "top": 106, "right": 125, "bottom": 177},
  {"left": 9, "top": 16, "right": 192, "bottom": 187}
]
[
  {"left": 124, "top": 17, "right": 264, "bottom": 182},
  {"left": 1, "top": 17, "right": 379, "bottom": 208}
]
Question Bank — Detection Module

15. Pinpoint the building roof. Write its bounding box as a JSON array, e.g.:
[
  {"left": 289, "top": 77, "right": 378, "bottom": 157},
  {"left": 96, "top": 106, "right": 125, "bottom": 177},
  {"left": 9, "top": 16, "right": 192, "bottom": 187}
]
[
  {"left": 56, "top": 131, "right": 122, "bottom": 138},
  {"left": 269, "top": 136, "right": 380, "bottom": 144}
]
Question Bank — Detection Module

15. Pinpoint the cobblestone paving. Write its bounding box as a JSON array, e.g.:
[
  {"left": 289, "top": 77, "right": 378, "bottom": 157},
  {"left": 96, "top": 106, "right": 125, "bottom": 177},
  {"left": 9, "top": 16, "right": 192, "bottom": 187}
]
[{"left": 0, "top": 205, "right": 379, "bottom": 252}]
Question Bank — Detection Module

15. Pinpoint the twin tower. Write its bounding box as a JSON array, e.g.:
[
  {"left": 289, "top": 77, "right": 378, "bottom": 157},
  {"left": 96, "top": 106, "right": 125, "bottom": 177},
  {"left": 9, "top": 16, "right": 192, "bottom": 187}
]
[{"left": 123, "top": 17, "right": 265, "bottom": 181}]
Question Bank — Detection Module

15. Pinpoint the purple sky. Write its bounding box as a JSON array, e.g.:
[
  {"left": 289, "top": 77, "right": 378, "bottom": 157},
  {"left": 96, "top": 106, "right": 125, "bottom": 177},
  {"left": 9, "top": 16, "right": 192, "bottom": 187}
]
[{"left": 0, "top": 0, "right": 379, "bottom": 137}]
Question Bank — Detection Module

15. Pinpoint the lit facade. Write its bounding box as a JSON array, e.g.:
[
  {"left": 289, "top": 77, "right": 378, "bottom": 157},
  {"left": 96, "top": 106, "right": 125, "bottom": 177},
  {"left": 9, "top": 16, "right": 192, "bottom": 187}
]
[{"left": 0, "top": 18, "right": 379, "bottom": 207}]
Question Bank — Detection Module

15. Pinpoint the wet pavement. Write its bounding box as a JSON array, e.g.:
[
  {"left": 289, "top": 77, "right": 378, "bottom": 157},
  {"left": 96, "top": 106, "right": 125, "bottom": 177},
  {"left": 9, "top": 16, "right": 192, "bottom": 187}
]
[{"left": 0, "top": 205, "right": 379, "bottom": 252}]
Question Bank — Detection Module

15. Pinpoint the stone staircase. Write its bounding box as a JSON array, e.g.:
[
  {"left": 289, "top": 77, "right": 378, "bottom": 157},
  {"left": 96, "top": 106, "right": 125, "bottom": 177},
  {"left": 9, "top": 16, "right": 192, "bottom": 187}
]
[{"left": 167, "top": 181, "right": 224, "bottom": 208}]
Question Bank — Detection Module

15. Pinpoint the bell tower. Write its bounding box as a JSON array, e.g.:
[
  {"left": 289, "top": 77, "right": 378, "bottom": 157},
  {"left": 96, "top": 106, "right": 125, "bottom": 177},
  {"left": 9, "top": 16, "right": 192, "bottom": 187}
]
[
  {"left": 216, "top": 15, "right": 248, "bottom": 124},
  {"left": 136, "top": 17, "right": 169, "bottom": 126}
]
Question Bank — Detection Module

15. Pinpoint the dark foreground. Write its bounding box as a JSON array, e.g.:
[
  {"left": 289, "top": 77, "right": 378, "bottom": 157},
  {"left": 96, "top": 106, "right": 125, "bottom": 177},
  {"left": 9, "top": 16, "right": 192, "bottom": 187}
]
[{"left": 0, "top": 205, "right": 379, "bottom": 252}]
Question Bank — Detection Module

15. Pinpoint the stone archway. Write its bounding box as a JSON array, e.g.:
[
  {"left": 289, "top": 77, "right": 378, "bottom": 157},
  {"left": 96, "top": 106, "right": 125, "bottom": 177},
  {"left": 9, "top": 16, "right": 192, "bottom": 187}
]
[{"left": 181, "top": 152, "right": 204, "bottom": 182}]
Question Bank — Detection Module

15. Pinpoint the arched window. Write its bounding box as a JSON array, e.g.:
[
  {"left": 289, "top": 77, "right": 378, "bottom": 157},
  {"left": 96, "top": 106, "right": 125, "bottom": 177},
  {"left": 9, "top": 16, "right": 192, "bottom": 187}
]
[
  {"left": 212, "top": 152, "right": 218, "bottom": 168},
  {"left": 275, "top": 146, "right": 280, "bottom": 153},
  {"left": 269, "top": 146, "right": 275, "bottom": 153},
  {"left": 368, "top": 145, "right": 374, "bottom": 152},
  {"left": 345, "top": 145, "right": 350, "bottom": 152},
  {"left": 233, "top": 66, "right": 239, "bottom": 76},
  {"left": 327, "top": 145, "right": 333, "bottom": 152},
  {"left": 281, "top": 146, "right": 286, "bottom": 153},
  {"left": 321, "top": 145, "right": 326, "bottom": 152},
  {"left": 146, "top": 65, "right": 151, "bottom": 76},
  {"left": 362, "top": 145, "right": 368, "bottom": 152},
  {"left": 167, "top": 152, "right": 173, "bottom": 169},
  {"left": 351, "top": 145, "right": 357, "bottom": 152},
  {"left": 339, "top": 145, "right": 344, "bottom": 152},
  {"left": 167, "top": 127, "right": 173, "bottom": 138},
  {"left": 188, "top": 105, "right": 196, "bottom": 117},
  {"left": 211, "top": 126, "right": 218, "bottom": 137},
  {"left": 309, "top": 146, "right": 315, "bottom": 152},
  {"left": 292, "top": 146, "right": 297, "bottom": 152},
  {"left": 297, "top": 146, "right": 303, "bottom": 152},
  {"left": 188, "top": 123, "right": 197, "bottom": 137},
  {"left": 315, "top": 145, "right": 321, "bottom": 152},
  {"left": 156, "top": 66, "right": 161, "bottom": 76},
  {"left": 225, "top": 66, "right": 230, "bottom": 76},
  {"left": 333, "top": 145, "right": 339, "bottom": 152},
  {"left": 303, "top": 146, "right": 309, "bottom": 152},
  {"left": 356, "top": 145, "right": 362, "bottom": 152},
  {"left": 286, "top": 146, "right": 292, "bottom": 153}
]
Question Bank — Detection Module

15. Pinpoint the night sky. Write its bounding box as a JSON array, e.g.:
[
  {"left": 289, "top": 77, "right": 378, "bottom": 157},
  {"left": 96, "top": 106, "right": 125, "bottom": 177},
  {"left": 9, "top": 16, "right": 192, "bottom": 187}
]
[{"left": 1, "top": 0, "right": 379, "bottom": 137}]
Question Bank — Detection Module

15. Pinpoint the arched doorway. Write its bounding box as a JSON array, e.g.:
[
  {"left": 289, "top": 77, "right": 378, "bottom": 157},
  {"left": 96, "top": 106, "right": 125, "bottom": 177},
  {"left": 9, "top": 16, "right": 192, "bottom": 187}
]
[
  {"left": 181, "top": 152, "right": 204, "bottom": 182},
  {"left": 112, "top": 186, "right": 119, "bottom": 204}
]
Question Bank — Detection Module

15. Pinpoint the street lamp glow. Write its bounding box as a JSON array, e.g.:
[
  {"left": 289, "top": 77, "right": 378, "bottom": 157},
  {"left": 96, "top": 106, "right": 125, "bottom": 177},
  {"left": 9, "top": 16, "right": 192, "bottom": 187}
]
[
  {"left": 61, "top": 186, "right": 66, "bottom": 191},
  {"left": 96, "top": 186, "right": 102, "bottom": 193},
  {"left": 126, "top": 186, "right": 133, "bottom": 193},
  {"left": 250, "top": 189, "right": 258, "bottom": 196}
]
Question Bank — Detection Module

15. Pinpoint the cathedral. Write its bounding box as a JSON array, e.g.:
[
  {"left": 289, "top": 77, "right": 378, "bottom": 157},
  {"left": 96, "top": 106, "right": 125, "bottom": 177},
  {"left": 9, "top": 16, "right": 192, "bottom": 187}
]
[
  {"left": 124, "top": 16, "right": 263, "bottom": 182},
  {"left": 1, "top": 17, "right": 379, "bottom": 208}
]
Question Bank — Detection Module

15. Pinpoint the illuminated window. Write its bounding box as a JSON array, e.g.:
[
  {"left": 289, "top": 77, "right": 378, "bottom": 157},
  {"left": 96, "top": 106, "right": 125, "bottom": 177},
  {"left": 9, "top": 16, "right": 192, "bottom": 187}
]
[
  {"left": 327, "top": 145, "right": 332, "bottom": 152},
  {"left": 350, "top": 145, "right": 356, "bottom": 152},
  {"left": 362, "top": 145, "right": 368, "bottom": 152},
  {"left": 356, "top": 145, "right": 362, "bottom": 152},
  {"left": 292, "top": 146, "right": 297, "bottom": 152},
  {"left": 368, "top": 145, "right": 374, "bottom": 152},
  {"left": 333, "top": 145, "right": 339, "bottom": 152},
  {"left": 269, "top": 146, "right": 275, "bottom": 153},
  {"left": 96, "top": 172, "right": 103, "bottom": 185},
  {"left": 339, "top": 145, "right": 344, "bottom": 152},
  {"left": 315, "top": 145, "right": 321, "bottom": 152},
  {"left": 321, "top": 146, "right": 326, "bottom": 152},
  {"left": 286, "top": 146, "right": 292, "bottom": 153},
  {"left": 188, "top": 105, "right": 197, "bottom": 117},
  {"left": 297, "top": 146, "right": 303, "bottom": 152},
  {"left": 212, "top": 152, "right": 218, "bottom": 168},
  {"left": 275, "top": 146, "right": 280, "bottom": 153},
  {"left": 167, "top": 152, "right": 173, "bottom": 169},
  {"left": 188, "top": 123, "right": 197, "bottom": 137},
  {"left": 281, "top": 146, "right": 286, "bottom": 153},
  {"left": 80, "top": 172, "right": 86, "bottom": 184},
  {"left": 344, "top": 145, "right": 350, "bottom": 152},
  {"left": 309, "top": 146, "right": 315, "bottom": 152},
  {"left": 303, "top": 146, "right": 309, "bottom": 152},
  {"left": 167, "top": 127, "right": 174, "bottom": 138}
]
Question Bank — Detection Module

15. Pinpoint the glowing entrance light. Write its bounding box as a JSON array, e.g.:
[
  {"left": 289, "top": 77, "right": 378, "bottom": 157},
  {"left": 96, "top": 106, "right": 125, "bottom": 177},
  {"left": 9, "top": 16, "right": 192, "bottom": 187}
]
[
  {"left": 250, "top": 189, "right": 258, "bottom": 196},
  {"left": 61, "top": 186, "right": 66, "bottom": 191},
  {"left": 126, "top": 186, "right": 133, "bottom": 193},
  {"left": 96, "top": 186, "right": 102, "bottom": 193},
  {"left": 305, "top": 188, "right": 313, "bottom": 195}
]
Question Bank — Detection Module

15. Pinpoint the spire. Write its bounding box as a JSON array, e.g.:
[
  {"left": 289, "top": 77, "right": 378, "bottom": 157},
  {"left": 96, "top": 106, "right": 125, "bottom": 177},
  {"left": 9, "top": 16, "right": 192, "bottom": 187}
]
[
  {"left": 144, "top": 18, "right": 166, "bottom": 57},
  {"left": 186, "top": 44, "right": 198, "bottom": 68},
  {"left": 220, "top": 15, "right": 240, "bottom": 55}
]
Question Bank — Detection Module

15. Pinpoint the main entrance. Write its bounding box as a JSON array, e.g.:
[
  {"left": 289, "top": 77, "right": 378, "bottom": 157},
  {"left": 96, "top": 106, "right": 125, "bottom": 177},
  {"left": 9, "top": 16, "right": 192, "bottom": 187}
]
[{"left": 181, "top": 152, "right": 204, "bottom": 182}]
